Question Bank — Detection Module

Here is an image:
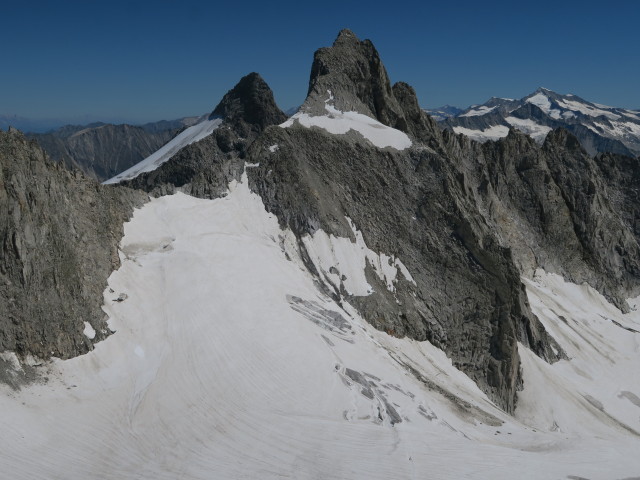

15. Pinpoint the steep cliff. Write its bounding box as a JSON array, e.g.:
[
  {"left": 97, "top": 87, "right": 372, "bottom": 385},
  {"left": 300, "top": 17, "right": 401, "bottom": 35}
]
[{"left": 0, "top": 129, "right": 146, "bottom": 363}]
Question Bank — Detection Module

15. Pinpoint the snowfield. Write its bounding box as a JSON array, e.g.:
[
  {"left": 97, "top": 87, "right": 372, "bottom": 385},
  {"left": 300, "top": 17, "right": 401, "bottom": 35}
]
[
  {"left": 526, "top": 92, "right": 561, "bottom": 119},
  {"left": 2, "top": 170, "right": 640, "bottom": 479},
  {"left": 453, "top": 124, "right": 510, "bottom": 142},
  {"left": 103, "top": 116, "right": 223, "bottom": 184},
  {"left": 281, "top": 91, "right": 412, "bottom": 150},
  {"left": 504, "top": 117, "right": 552, "bottom": 142}
]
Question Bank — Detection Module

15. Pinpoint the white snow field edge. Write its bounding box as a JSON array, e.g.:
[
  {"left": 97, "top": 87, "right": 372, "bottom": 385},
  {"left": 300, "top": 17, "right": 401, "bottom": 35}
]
[
  {"left": 453, "top": 124, "right": 510, "bottom": 142},
  {"left": 103, "top": 116, "right": 223, "bottom": 184},
  {"left": 453, "top": 119, "right": 552, "bottom": 144},
  {"left": 2, "top": 170, "right": 640, "bottom": 478},
  {"left": 460, "top": 105, "right": 497, "bottom": 117},
  {"left": 281, "top": 91, "right": 412, "bottom": 150}
]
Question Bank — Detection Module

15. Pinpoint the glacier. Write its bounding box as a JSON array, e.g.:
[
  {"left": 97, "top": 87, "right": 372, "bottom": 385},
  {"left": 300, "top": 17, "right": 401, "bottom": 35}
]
[{"left": 2, "top": 168, "right": 640, "bottom": 479}]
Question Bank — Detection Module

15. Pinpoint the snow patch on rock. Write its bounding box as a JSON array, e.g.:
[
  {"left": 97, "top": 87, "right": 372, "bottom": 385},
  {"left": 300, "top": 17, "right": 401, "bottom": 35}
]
[
  {"left": 453, "top": 124, "right": 510, "bottom": 142},
  {"left": 302, "top": 217, "right": 416, "bottom": 296},
  {"left": 281, "top": 91, "right": 412, "bottom": 150},
  {"left": 505, "top": 117, "right": 552, "bottom": 143},
  {"left": 82, "top": 322, "right": 96, "bottom": 340}
]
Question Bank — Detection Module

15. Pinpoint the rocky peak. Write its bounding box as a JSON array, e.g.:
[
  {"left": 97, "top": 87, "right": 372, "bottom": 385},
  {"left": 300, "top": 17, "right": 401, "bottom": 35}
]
[
  {"left": 212, "top": 72, "right": 287, "bottom": 134},
  {"left": 304, "top": 30, "right": 408, "bottom": 130}
]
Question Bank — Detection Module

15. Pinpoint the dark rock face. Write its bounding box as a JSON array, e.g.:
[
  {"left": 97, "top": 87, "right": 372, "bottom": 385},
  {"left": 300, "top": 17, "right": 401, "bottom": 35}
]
[
  {"left": 452, "top": 127, "right": 640, "bottom": 311},
  {"left": 305, "top": 29, "right": 407, "bottom": 130},
  {"left": 212, "top": 72, "right": 287, "bottom": 137},
  {"left": 122, "top": 129, "right": 246, "bottom": 199},
  {"left": 29, "top": 123, "right": 180, "bottom": 182},
  {"left": 0, "top": 130, "right": 146, "bottom": 360}
]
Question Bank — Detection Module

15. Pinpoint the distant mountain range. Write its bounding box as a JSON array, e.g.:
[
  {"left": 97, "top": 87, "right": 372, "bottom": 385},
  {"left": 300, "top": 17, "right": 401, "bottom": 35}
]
[
  {"left": 423, "top": 105, "right": 463, "bottom": 121},
  {"left": 25, "top": 116, "right": 205, "bottom": 181},
  {"left": 433, "top": 88, "right": 640, "bottom": 157}
]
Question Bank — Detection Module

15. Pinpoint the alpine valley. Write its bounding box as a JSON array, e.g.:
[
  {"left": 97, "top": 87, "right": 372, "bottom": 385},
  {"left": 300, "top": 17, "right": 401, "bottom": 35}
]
[{"left": 1, "top": 30, "right": 640, "bottom": 479}]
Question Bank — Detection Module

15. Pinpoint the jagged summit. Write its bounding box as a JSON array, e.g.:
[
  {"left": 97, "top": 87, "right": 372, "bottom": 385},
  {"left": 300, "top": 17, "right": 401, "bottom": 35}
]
[
  {"left": 333, "top": 28, "right": 359, "bottom": 46},
  {"left": 212, "top": 72, "right": 286, "bottom": 134},
  {"left": 303, "top": 30, "right": 406, "bottom": 129},
  {"left": 288, "top": 30, "right": 440, "bottom": 143}
]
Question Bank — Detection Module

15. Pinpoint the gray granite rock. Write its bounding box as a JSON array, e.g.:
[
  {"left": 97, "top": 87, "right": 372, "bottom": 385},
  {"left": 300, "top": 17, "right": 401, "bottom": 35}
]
[{"left": 0, "top": 129, "right": 146, "bottom": 362}]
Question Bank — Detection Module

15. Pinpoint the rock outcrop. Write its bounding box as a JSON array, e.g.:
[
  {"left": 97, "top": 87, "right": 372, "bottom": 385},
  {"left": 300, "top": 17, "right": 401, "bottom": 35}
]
[{"left": 0, "top": 129, "right": 146, "bottom": 361}]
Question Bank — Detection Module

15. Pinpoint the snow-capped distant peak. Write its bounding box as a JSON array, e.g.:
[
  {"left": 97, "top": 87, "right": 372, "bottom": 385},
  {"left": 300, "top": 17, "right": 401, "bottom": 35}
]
[{"left": 444, "top": 88, "right": 640, "bottom": 156}]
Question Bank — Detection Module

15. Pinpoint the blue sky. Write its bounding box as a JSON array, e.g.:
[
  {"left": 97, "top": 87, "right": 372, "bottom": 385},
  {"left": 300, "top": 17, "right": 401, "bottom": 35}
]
[{"left": 2, "top": 0, "right": 639, "bottom": 124}]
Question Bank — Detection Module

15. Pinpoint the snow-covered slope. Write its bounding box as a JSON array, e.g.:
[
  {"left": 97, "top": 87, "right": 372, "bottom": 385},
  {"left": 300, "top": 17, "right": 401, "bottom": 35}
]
[
  {"left": 2, "top": 169, "right": 640, "bottom": 479},
  {"left": 103, "top": 116, "right": 223, "bottom": 184},
  {"left": 282, "top": 91, "right": 412, "bottom": 150},
  {"left": 443, "top": 88, "right": 640, "bottom": 156}
]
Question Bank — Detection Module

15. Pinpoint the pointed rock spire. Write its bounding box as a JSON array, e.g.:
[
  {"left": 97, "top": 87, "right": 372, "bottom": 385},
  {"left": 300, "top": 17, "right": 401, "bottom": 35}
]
[
  {"left": 304, "top": 30, "right": 408, "bottom": 131},
  {"left": 212, "top": 72, "right": 287, "bottom": 133}
]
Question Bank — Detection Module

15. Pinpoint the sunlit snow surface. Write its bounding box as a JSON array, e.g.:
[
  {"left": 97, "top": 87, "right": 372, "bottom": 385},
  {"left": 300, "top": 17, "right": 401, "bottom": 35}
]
[
  {"left": 460, "top": 105, "right": 497, "bottom": 117},
  {"left": 2, "top": 173, "right": 640, "bottom": 479},
  {"left": 281, "top": 92, "right": 412, "bottom": 150},
  {"left": 103, "top": 117, "right": 223, "bottom": 184},
  {"left": 505, "top": 117, "right": 552, "bottom": 142},
  {"left": 526, "top": 92, "right": 562, "bottom": 119},
  {"left": 453, "top": 124, "right": 510, "bottom": 142}
]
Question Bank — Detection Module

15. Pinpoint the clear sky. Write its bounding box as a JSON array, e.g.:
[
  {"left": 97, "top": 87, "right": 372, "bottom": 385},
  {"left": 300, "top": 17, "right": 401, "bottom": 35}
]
[{"left": 2, "top": 0, "right": 639, "bottom": 124}]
